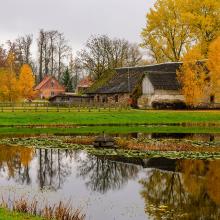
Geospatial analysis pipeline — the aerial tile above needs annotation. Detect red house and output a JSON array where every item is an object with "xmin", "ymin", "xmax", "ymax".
[
  {"xmin": 76, "ymin": 77, "xmax": 93, "ymax": 94},
  {"xmin": 35, "ymin": 75, "xmax": 65, "ymax": 99}
]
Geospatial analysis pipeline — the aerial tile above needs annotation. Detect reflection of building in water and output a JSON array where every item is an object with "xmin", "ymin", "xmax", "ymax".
[
  {"xmin": 140, "ymin": 159, "xmax": 220, "ymax": 219},
  {"xmin": 111, "ymin": 132, "xmax": 220, "ymax": 142},
  {"xmin": 77, "ymin": 155, "xmax": 140, "ymax": 194}
]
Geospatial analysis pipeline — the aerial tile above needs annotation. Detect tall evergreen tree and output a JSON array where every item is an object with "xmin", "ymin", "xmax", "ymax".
[{"xmin": 62, "ymin": 68, "xmax": 73, "ymax": 92}]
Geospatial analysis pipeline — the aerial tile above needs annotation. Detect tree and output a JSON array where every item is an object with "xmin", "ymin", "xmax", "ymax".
[
  {"xmin": 0, "ymin": 45, "xmax": 7, "ymax": 67},
  {"xmin": 68, "ymin": 55, "xmax": 81, "ymax": 91},
  {"xmin": 141, "ymin": 0, "xmax": 192, "ymax": 62},
  {"xmin": 15, "ymin": 34, "xmax": 33, "ymax": 65},
  {"xmin": 207, "ymin": 36, "xmax": 220, "ymax": 97},
  {"xmin": 181, "ymin": 0, "xmax": 220, "ymax": 55},
  {"xmin": 177, "ymin": 47, "xmax": 207, "ymax": 107},
  {"xmin": 37, "ymin": 30, "xmax": 71, "ymax": 81},
  {"xmin": 37, "ymin": 29, "xmax": 46, "ymax": 82},
  {"xmin": 18, "ymin": 64, "xmax": 36, "ymax": 100},
  {"xmin": 77, "ymin": 35, "xmax": 143, "ymax": 80},
  {"xmin": 0, "ymin": 67, "xmax": 21, "ymax": 102},
  {"xmin": 141, "ymin": 0, "xmax": 220, "ymax": 62},
  {"xmin": 48, "ymin": 30, "xmax": 58, "ymax": 76},
  {"xmin": 57, "ymin": 33, "xmax": 71, "ymax": 80},
  {"xmin": 62, "ymin": 68, "xmax": 73, "ymax": 92}
]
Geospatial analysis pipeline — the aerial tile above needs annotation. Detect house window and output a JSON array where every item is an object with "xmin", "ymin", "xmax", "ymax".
[
  {"xmin": 51, "ymin": 81, "xmax": 54, "ymax": 88},
  {"xmin": 97, "ymin": 96, "xmax": 100, "ymax": 102},
  {"xmin": 51, "ymin": 91, "xmax": 55, "ymax": 97},
  {"xmin": 210, "ymin": 95, "xmax": 215, "ymax": 104},
  {"xmin": 115, "ymin": 95, "xmax": 119, "ymax": 103}
]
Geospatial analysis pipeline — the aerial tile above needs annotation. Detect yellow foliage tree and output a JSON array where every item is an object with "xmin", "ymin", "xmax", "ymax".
[
  {"xmin": 177, "ymin": 47, "xmax": 207, "ymax": 107},
  {"xmin": 142, "ymin": 0, "xmax": 220, "ymax": 62},
  {"xmin": 141, "ymin": 0, "xmax": 191, "ymax": 62},
  {"xmin": 0, "ymin": 67, "xmax": 21, "ymax": 102},
  {"xmin": 18, "ymin": 64, "xmax": 36, "ymax": 100},
  {"xmin": 207, "ymin": 36, "xmax": 220, "ymax": 98},
  {"xmin": 181, "ymin": 0, "xmax": 220, "ymax": 55}
]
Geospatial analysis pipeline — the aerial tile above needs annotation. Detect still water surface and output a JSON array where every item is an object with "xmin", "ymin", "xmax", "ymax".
[{"xmin": 0, "ymin": 145, "xmax": 220, "ymax": 219}]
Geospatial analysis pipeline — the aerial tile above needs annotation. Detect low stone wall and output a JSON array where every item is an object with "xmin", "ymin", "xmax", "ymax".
[{"xmin": 94, "ymin": 94, "xmax": 130, "ymax": 106}]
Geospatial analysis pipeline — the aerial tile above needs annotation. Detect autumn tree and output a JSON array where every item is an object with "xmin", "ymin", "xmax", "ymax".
[
  {"xmin": 0, "ymin": 67, "xmax": 21, "ymax": 102},
  {"xmin": 207, "ymin": 36, "xmax": 220, "ymax": 99},
  {"xmin": 141, "ymin": 0, "xmax": 220, "ymax": 62},
  {"xmin": 177, "ymin": 47, "xmax": 207, "ymax": 107},
  {"xmin": 18, "ymin": 64, "xmax": 36, "ymax": 100},
  {"xmin": 181, "ymin": 0, "xmax": 220, "ymax": 55},
  {"xmin": 141, "ymin": 0, "xmax": 192, "ymax": 62}
]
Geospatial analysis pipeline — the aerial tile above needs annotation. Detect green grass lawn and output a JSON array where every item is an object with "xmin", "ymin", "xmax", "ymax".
[
  {"xmin": 1, "ymin": 125, "xmax": 220, "ymax": 136},
  {"xmin": 0, "ymin": 110, "xmax": 220, "ymax": 126},
  {"xmin": 0, "ymin": 208, "xmax": 43, "ymax": 220}
]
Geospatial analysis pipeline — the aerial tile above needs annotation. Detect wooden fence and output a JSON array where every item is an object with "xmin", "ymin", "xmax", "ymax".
[{"xmin": 0, "ymin": 102, "xmax": 131, "ymax": 112}]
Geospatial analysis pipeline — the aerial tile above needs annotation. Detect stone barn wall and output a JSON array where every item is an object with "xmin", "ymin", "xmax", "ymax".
[{"xmin": 94, "ymin": 94, "xmax": 130, "ymax": 106}]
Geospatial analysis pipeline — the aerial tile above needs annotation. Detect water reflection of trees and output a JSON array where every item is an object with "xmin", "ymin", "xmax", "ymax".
[
  {"xmin": 37, "ymin": 149, "xmax": 73, "ymax": 190},
  {"xmin": 140, "ymin": 160, "xmax": 220, "ymax": 219},
  {"xmin": 0, "ymin": 145, "xmax": 34, "ymax": 185},
  {"xmin": 77, "ymin": 155, "xmax": 140, "ymax": 194},
  {"xmin": 0, "ymin": 146, "xmax": 141, "ymax": 194},
  {"xmin": 0, "ymin": 146, "xmax": 75, "ymax": 191}
]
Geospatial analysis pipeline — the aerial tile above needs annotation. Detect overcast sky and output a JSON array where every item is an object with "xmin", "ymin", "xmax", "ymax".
[{"xmin": 0, "ymin": 0, "xmax": 155, "ymax": 54}]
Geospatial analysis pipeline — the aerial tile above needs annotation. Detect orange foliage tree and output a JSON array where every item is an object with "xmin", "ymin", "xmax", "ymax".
[
  {"xmin": 18, "ymin": 64, "xmax": 36, "ymax": 100},
  {"xmin": 177, "ymin": 47, "xmax": 207, "ymax": 107},
  {"xmin": 207, "ymin": 36, "xmax": 220, "ymax": 98},
  {"xmin": 0, "ymin": 67, "xmax": 21, "ymax": 102}
]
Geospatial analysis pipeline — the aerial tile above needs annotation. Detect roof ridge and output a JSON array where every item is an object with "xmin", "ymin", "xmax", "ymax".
[
  {"xmin": 35, "ymin": 75, "xmax": 53, "ymax": 90},
  {"xmin": 115, "ymin": 62, "xmax": 183, "ymax": 70},
  {"xmin": 145, "ymin": 71, "xmax": 177, "ymax": 74}
]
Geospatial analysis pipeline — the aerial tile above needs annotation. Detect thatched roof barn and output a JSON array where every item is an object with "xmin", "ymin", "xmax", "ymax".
[{"xmin": 86, "ymin": 62, "xmax": 184, "ymax": 108}]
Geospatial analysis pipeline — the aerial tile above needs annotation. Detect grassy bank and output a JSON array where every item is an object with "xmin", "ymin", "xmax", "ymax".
[
  {"xmin": 0, "ymin": 110, "xmax": 220, "ymax": 126},
  {"xmin": 1, "ymin": 125, "xmax": 220, "ymax": 136},
  {"xmin": 0, "ymin": 208, "xmax": 43, "ymax": 220}
]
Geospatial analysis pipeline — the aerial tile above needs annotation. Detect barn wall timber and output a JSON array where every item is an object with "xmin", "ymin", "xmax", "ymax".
[{"xmin": 142, "ymin": 76, "xmax": 154, "ymax": 95}]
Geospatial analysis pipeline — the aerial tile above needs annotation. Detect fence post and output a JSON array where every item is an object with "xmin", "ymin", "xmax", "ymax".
[
  {"xmin": 57, "ymin": 103, "xmax": 59, "ymax": 112},
  {"xmin": 22, "ymin": 103, "xmax": 24, "ymax": 112}
]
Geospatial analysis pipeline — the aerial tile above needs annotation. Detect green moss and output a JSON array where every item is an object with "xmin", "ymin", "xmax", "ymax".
[
  {"xmin": 0, "ymin": 208, "xmax": 43, "ymax": 220},
  {"xmin": 86, "ymin": 69, "xmax": 116, "ymax": 93}
]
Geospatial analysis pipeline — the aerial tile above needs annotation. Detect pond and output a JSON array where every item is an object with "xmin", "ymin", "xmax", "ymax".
[{"xmin": 1, "ymin": 145, "xmax": 220, "ymax": 219}]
